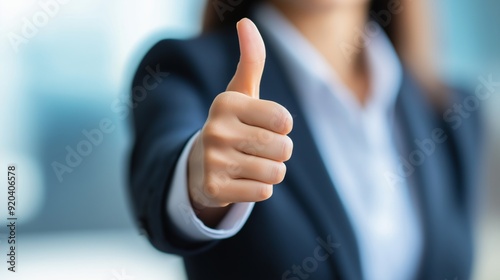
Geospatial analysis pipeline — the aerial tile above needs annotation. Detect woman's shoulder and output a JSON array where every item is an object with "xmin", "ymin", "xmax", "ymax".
[{"xmin": 133, "ymin": 27, "xmax": 239, "ymax": 92}]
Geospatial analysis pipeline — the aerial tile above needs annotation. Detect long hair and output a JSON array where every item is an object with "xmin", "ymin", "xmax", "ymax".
[{"xmin": 203, "ymin": 0, "xmax": 447, "ymax": 105}]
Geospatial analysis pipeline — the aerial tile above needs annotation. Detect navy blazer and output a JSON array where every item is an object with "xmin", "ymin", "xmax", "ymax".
[{"xmin": 129, "ymin": 24, "xmax": 481, "ymax": 280}]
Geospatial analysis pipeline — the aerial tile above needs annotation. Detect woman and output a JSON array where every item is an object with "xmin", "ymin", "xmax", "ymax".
[{"xmin": 129, "ymin": 0, "xmax": 482, "ymax": 279}]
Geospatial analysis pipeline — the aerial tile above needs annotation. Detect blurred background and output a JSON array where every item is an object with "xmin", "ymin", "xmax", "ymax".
[{"xmin": 0, "ymin": 0, "xmax": 498, "ymax": 279}]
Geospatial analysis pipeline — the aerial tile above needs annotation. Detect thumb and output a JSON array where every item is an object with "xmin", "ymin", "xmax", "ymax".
[{"xmin": 226, "ymin": 18, "xmax": 266, "ymax": 99}]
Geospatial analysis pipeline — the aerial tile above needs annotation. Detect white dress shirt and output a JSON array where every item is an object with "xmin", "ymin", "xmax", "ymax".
[{"xmin": 167, "ymin": 3, "xmax": 423, "ymax": 280}]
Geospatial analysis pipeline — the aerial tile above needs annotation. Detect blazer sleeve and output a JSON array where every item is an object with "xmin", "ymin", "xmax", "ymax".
[{"xmin": 128, "ymin": 38, "xmax": 225, "ymax": 256}]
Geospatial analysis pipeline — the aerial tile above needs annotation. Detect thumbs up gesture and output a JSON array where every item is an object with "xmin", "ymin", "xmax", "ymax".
[{"xmin": 188, "ymin": 19, "xmax": 294, "ymax": 215}]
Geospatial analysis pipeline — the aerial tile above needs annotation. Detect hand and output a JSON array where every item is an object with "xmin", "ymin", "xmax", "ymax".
[{"xmin": 187, "ymin": 18, "xmax": 293, "ymax": 221}]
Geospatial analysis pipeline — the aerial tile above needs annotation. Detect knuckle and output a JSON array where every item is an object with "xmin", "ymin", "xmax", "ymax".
[
  {"xmin": 226, "ymin": 159, "xmax": 242, "ymax": 177},
  {"xmin": 213, "ymin": 91, "xmax": 232, "ymax": 107},
  {"xmin": 202, "ymin": 123, "xmax": 226, "ymax": 145},
  {"xmin": 237, "ymin": 139, "xmax": 257, "ymax": 155},
  {"xmin": 203, "ymin": 180, "xmax": 221, "ymax": 198},
  {"xmin": 203, "ymin": 148, "xmax": 216, "ymax": 163},
  {"xmin": 212, "ymin": 91, "xmax": 241, "ymax": 112},
  {"xmin": 257, "ymin": 128, "xmax": 274, "ymax": 145}
]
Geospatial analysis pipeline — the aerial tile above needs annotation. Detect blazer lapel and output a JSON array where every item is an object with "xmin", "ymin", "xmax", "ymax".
[
  {"xmin": 258, "ymin": 29, "xmax": 364, "ymax": 279},
  {"xmin": 394, "ymin": 72, "xmax": 473, "ymax": 279}
]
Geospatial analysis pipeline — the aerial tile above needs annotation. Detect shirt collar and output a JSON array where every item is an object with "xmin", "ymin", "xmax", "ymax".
[{"xmin": 253, "ymin": 3, "xmax": 403, "ymax": 119}]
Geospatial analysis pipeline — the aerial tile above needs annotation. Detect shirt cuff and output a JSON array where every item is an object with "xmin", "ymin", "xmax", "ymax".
[{"xmin": 166, "ymin": 131, "xmax": 255, "ymax": 241}]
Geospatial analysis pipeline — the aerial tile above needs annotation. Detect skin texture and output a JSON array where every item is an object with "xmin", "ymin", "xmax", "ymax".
[{"xmin": 190, "ymin": 0, "xmax": 372, "ymax": 227}]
